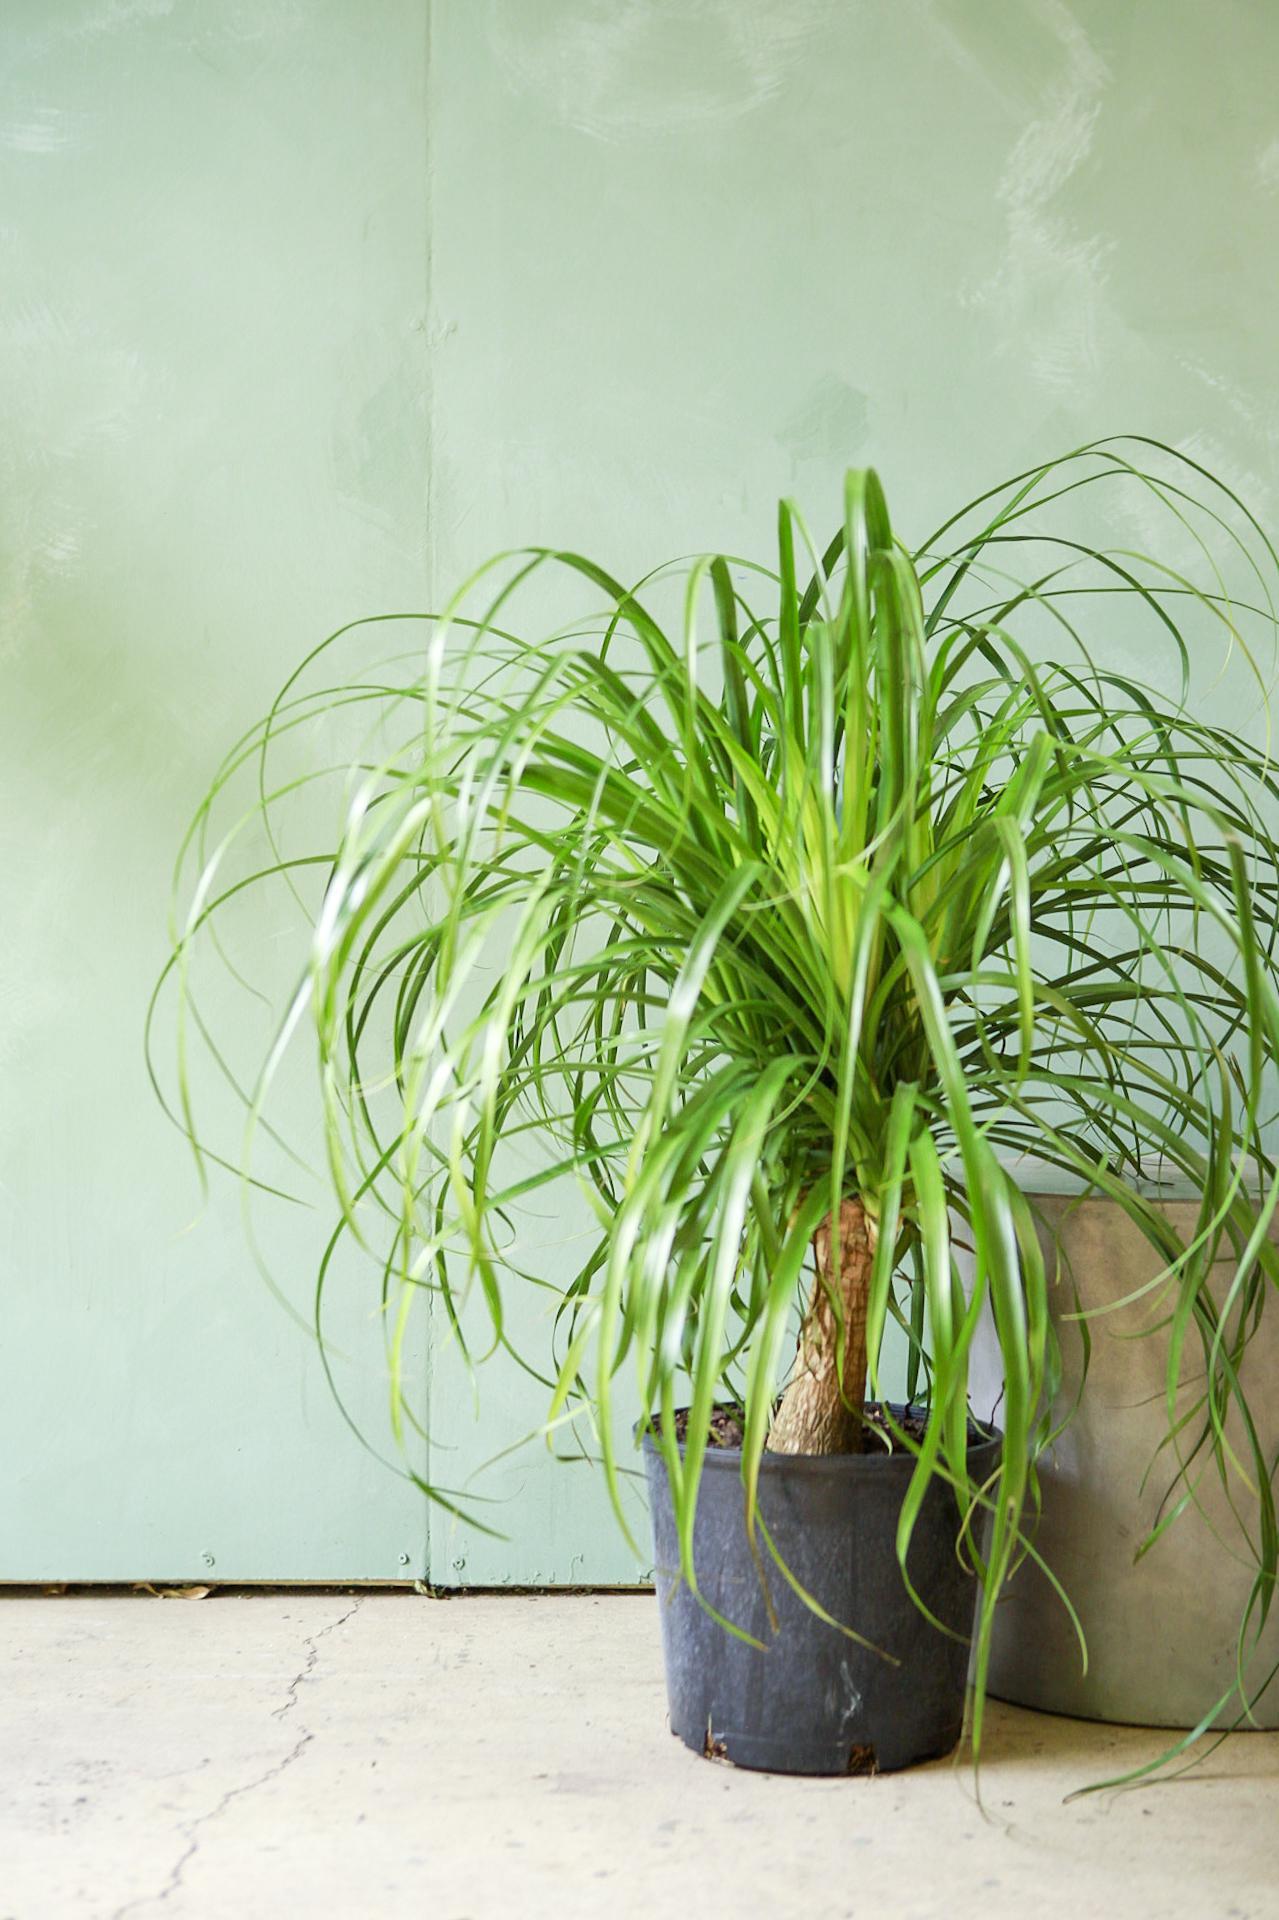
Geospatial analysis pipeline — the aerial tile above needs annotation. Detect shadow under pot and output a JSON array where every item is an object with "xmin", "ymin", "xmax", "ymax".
[{"xmin": 642, "ymin": 1407, "xmax": 1000, "ymax": 1776}]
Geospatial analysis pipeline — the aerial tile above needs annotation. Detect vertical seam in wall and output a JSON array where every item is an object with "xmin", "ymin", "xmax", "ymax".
[{"xmin": 421, "ymin": 0, "xmax": 435, "ymax": 1588}]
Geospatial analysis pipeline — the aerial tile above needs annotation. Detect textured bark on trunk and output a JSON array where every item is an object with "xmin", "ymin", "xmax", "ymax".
[{"xmin": 767, "ymin": 1198, "xmax": 875, "ymax": 1456}]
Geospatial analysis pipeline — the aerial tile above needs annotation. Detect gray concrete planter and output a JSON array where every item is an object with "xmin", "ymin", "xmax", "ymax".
[{"xmin": 972, "ymin": 1193, "xmax": 1279, "ymax": 1730}]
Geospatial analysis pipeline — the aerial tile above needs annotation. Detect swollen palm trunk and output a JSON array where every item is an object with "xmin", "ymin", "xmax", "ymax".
[{"xmin": 769, "ymin": 1200, "xmax": 874, "ymax": 1455}]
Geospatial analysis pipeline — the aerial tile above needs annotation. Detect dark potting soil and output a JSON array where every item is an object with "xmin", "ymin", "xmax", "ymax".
[{"xmin": 664, "ymin": 1402, "xmax": 988, "ymax": 1454}]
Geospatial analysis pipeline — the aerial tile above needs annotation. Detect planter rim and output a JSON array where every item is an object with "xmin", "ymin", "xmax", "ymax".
[
  {"xmin": 1019, "ymin": 1188, "xmax": 1264, "ymax": 1207},
  {"xmin": 1004, "ymin": 1156, "xmax": 1269, "ymax": 1203},
  {"xmin": 639, "ymin": 1408, "xmax": 1002, "ymax": 1481}
]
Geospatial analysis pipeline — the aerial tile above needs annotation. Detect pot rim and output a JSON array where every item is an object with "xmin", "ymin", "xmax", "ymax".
[{"xmin": 638, "ymin": 1403, "xmax": 1003, "ymax": 1477}]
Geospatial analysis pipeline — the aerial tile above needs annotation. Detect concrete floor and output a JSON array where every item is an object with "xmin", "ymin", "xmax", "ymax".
[{"xmin": 1, "ymin": 1592, "xmax": 1275, "ymax": 1920}]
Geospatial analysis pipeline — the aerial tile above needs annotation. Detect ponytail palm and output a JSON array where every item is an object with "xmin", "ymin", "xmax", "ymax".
[{"xmin": 157, "ymin": 439, "xmax": 1279, "ymax": 1754}]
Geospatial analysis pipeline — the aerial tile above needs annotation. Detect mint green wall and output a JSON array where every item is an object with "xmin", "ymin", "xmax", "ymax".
[
  {"xmin": 0, "ymin": 3, "xmax": 432, "ymax": 1579},
  {"xmin": 4, "ymin": 0, "xmax": 1278, "ymax": 1582}
]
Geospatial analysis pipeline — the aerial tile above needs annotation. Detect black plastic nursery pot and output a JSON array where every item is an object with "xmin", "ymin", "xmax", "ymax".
[{"xmin": 642, "ymin": 1408, "xmax": 1001, "ymax": 1776}]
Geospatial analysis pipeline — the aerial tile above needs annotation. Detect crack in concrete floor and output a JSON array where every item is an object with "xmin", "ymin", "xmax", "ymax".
[{"xmin": 109, "ymin": 1595, "xmax": 364, "ymax": 1920}]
